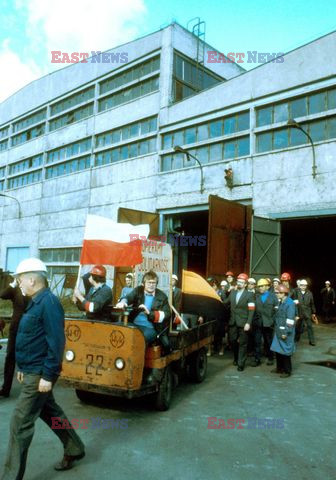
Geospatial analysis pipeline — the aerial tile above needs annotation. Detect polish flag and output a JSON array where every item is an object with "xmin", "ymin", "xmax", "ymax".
[{"xmin": 80, "ymin": 215, "xmax": 149, "ymax": 267}]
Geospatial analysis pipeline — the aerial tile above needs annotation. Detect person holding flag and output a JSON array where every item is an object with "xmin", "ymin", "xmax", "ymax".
[{"xmin": 73, "ymin": 265, "xmax": 112, "ymax": 321}]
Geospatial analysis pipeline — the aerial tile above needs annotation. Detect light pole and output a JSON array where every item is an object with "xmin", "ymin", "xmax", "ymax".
[
  {"xmin": 173, "ymin": 145, "xmax": 204, "ymax": 194},
  {"xmin": 0, "ymin": 193, "xmax": 21, "ymax": 218},
  {"xmin": 287, "ymin": 119, "xmax": 317, "ymax": 179}
]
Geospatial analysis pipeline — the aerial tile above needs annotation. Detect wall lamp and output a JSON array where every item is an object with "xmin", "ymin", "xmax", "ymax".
[
  {"xmin": 0, "ymin": 193, "xmax": 21, "ymax": 218},
  {"xmin": 173, "ymin": 145, "xmax": 204, "ymax": 193},
  {"xmin": 287, "ymin": 119, "xmax": 317, "ymax": 179}
]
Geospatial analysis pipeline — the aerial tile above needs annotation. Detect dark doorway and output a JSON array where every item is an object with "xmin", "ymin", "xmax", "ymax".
[
  {"xmin": 281, "ymin": 216, "xmax": 336, "ymax": 313},
  {"xmin": 167, "ymin": 211, "xmax": 208, "ymax": 278}
]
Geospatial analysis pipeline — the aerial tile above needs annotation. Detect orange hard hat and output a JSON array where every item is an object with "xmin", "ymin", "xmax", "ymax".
[
  {"xmin": 91, "ymin": 265, "xmax": 106, "ymax": 277},
  {"xmin": 226, "ymin": 271, "xmax": 234, "ymax": 277},
  {"xmin": 280, "ymin": 272, "xmax": 291, "ymax": 281},
  {"xmin": 237, "ymin": 273, "xmax": 248, "ymax": 282}
]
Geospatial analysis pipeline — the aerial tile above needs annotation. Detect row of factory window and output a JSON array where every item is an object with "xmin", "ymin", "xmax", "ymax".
[
  {"xmin": 256, "ymin": 115, "xmax": 336, "ymax": 153},
  {"xmin": 98, "ymin": 76, "xmax": 159, "ymax": 112},
  {"xmin": 95, "ymin": 138, "xmax": 157, "ymax": 166},
  {"xmin": 162, "ymin": 111, "xmax": 250, "ymax": 150},
  {"xmin": 96, "ymin": 117, "xmax": 157, "ymax": 148},
  {"xmin": 161, "ymin": 136, "xmax": 249, "ymax": 172},
  {"xmin": 0, "ymin": 54, "xmax": 161, "ymax": 149},
  {"xmin": 173, "ymin": 52, "xmax": 223, "ymax": 102},
  {"xmin": 256, "ymin": 87, "xmax": 336, "ymax": 127},
  {"xmin": 40, "ymin": 247, "xmax": 81, "ymax": 263},
  {"xmin": 100, "ymin": 56, "xmax": 160, "ymax": 95}
]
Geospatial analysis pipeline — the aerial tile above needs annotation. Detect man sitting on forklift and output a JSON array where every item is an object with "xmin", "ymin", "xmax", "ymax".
[{"xmin": 116, "ymin": 270, "xmax": 171, "ymax": 353}]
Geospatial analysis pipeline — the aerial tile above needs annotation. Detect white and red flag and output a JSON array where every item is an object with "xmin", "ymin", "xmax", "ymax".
[{"xmin": 80, "ymin": 214, "xmax": 149, "ymax": 267}]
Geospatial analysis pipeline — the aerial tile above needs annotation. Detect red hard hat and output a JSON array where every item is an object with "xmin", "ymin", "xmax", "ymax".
[
  {"xmin": 226, "ymin": 271, "xmax": 234, "ymax": 276},
  {"xmin": 275, "ymin": 284, "xmax": 289, "ymax": 294},
  {"xmin": 237, "ymin": 273, "xmax": 248, "ymax": 282},
  {"xmin": 280, "ymin": 272, "xmax": 291, "ymax": 281},
  {"xmin": 91, "ymin": 265, "xmax": 106, "ymax": 277}
]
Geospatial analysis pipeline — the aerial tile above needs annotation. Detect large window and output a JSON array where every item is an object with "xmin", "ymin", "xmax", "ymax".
[
  {"xmin": 46, "ymin": 155, "xmax": 91, "ymax": 179},
  {"xmin": 173, "ymin": 52, "xmax": 223, "ymax": 102},
  {"xmin": 162, "ymin": 111, "xmax": 249, "ymax": 149},
  {"xmin": 95, "ymin": 138, "xmax": 156, "ymax": 166},
  {"xmin": 256, "ymin": 116, "xmax": 336, "ymax": 153},
  {"xmin": 99, "ymin": 56, "xmax": 160, "ymax": 95},
  {"xmin": 47, "ymin": 138, "xmax": 91, "ymax": 164},
  {"xmin": 11, "ymin": 124, "xmax": 45, "ymax": 147},
  {"xmin": 256, "ymin": 86, "xmax": 336, "ymax": 127},
  {"xmin": 161, "ymin": 136, "xmax": 249, "ymax": 172},
  {"xmin": 9, "ymin": 154, "xmax": 43, "ymax": 175},
  {"xmin": 50, "ymin": 87, "xmax": 95, "ymax": 116},
  {"xmin": 12, "ymin": 109, "xmax": 46, "ymax": 133},
  {"xmin": 8, "ymin": 170, "xmax": 42, "ymax": 189},
  {"xmin": 98, "ymin": 77, "xmax": 159, "ymax": 112},
  {"xmin": 96, "ymin": 117, "xmax": 157, "ymax": 148},
  {"xmin": 49, "ymin": 104, "xmax": 94, "ymax": 131}
]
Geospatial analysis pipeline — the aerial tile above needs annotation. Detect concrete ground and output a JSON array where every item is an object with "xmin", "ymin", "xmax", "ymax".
[{"xmin": 0, "ymin": 323, "xmax": 335, "ymax": 480}]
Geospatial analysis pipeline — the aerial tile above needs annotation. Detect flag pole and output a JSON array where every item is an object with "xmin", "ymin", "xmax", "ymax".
[
  {"xmin": 72, "ymin": 264, "xmax": 82, "ymax": 303},
  {"xmin": 171, "ymin": 304, "xmax": 189, "ymax": 330}
]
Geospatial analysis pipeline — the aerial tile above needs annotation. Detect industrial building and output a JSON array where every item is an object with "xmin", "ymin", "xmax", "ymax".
[{"xmin": 0, "ymin": 21, "xmax": 335, "ymax": 300}]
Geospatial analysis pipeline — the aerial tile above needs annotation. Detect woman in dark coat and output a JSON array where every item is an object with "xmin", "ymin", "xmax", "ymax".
[{"xmin": 271, "ymin": 284, "xmax": 296, "ymax": 378}]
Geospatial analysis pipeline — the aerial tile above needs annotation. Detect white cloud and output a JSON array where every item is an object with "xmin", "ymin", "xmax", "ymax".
[
  {"xmin": 25, "ymin": 0, "xmax": 147, "ymax": 65},
  {"xmin": 0, "ymin": 0, "xmax": 147, "ymax": 102},
  {"xmin": 0, "ymin": 39, "xmax": 44, "ymax": 103}
]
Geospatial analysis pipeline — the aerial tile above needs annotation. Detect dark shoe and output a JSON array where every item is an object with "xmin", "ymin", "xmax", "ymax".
[
  {"xmin": 237, "ymin": 366, "xmax": 244, "ymax": 372},
  {"xmin": 309, "ymin": 342, "xmax": 316, "ymax": 346},
  {"xmin": 233, "ymin": 360, "xmax": 238, "ymax": 366},
  {"xmin": 270, "ymin": 369, "xmax": 282, "ymax": 374},
  {"xmin": 280, "ymin": 373, "xmax": 291, "ymax": 378},
  {"xmin": 0, "ymin": 389, "xmax": 9, "ymax": 398},
  {"xmin": 266, "ymin": 359, "xmax": 274, "ymax": 366},
  {"xmin": 54, "ymin": 452, "xmax": 85, "ymax": 471},
  {"xmin": 251, "ymin": 360, "xmax": 261, "ymax": 367}
]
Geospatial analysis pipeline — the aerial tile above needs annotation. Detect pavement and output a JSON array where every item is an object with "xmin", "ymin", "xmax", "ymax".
[{"xmin": 0, "ymin": 323, "xmax": 335, "ymax": 480}]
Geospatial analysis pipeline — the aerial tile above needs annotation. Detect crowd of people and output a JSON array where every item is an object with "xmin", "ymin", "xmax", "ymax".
[
  {"xmin": 204, "ymin": 271, "xmax": 333, "ymax": 377},
  {"xmin": 0, "ymin": 258, "xmax": 333, "ymax": 478}
]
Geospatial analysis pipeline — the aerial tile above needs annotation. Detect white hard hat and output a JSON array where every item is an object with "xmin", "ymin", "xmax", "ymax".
[
  {"xmin": 248, "ymin": 277, "xmax": 256, "ymax": 284},
  {"xmin": 220, "ymin": 280, "xmax": 228, "ymax": 286},
  {"xmin": 300, "ymin": 279, "xmax": 308, "ymax": 286},
  {"xmin": 172, "ymin": 274, "xmax": 178, "ymax": 281},
  {"xmin": 15, "ymin": 258, "xmax": 47, "ymax": 275}
]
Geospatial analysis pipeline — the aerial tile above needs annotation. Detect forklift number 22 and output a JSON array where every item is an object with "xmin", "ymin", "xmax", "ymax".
[{"xmin": 85, "ymin": 354, "xmax": 104, "ymax": 376}]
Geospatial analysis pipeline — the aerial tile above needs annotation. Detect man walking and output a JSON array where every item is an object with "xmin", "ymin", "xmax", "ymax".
[
  {"xmin": 224, "ymin": 273, "xmax": 255, "ymax": 371},
  {"xmin": 293, "ymin": 278, "xmax": 318, "ymax": 345},
  {"xmin": 1, "ymin": 258, "xmax": 85, "ymax": 479}
]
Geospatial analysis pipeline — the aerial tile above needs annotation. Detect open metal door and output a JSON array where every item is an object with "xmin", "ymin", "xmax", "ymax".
[
  {"xmin": 114, "ymin": 207, "xmax": 159, "ymax": 301},
  {"xmin": 206, "ymin": 195, "xmax": 251, "ymax": 279},
  {"xmin": 250, "ymin": 216, "xmax": 280, "ymax": 279}
]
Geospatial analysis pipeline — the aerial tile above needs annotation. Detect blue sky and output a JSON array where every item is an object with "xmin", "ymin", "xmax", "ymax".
[{"xmin": 0, "ymin": 0, "xmax": 335, "ymax": 102}]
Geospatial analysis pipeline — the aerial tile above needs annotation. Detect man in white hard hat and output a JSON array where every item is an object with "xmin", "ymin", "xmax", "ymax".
[
  {"xmin": 1, "ymin": 258, "xmax": 85, "ymax": 479},
  {"xmin": 292, "ymin": 278, "xmax": 318, "ymax": 345}
]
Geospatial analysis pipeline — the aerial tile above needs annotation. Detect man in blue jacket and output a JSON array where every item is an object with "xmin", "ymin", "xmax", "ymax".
[{"xmin": 1, "ymin": 258, "xmax": 85, "ymax": 480}]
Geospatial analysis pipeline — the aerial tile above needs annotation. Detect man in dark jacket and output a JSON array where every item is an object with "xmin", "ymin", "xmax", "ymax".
[
  {"xmin": 253, "ymin": 278, "xmax": 278, "ymax": 366},
  {"xmin": 1, "ymin": 258, "xmax": 85, "ymax": 480},
  {"xmin": 73, "ymin": 265, "xmax": 112, "ymax": 321},
  {"xmin": 224, "ymin": 273, "xmax": 255, "ymax": 371},
  {"xmin": 320, "ymin": 281, "xmax": 335, "ymax": 323},
  {"xmin": 293, "ymin": 278, "xmax": 318, "ymax": 345},
  {"xmin": 116, "ymin": 270, "xmax": 171, "ymax": 350},
  {"xmin": 0, "ymin": 279, "xmax": 29, "ymax": 398}
]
